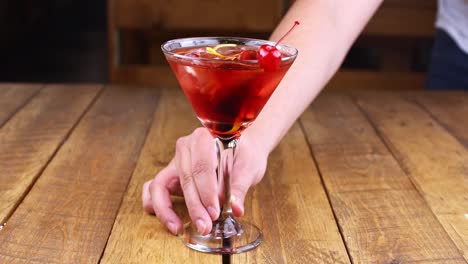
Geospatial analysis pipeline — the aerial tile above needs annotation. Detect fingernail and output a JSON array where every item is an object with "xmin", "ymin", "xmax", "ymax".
[
  {"xmin": 168, "ymin": 222, "xmax": 178, "ymax": 235},
  {"xmin": 207, "ymin": 206, "xmax": 219, "ymax": 220},
  {"xmin": 196, "ymin": 219, "xmax": 206, "ymax": 234}
]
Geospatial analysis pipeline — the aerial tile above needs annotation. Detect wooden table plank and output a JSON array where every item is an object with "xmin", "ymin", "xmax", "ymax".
[
  {"xmin": 354, "ymin": 91, "xmax": 468, "ymax": 262},
  {"xmin": 0, "ymin": 84, "xmax": 42, "ymax": 128},
  {"xmin": 2, "ymin": 85, "xmax": 466, "ymax": 263},
  {"xmin": 101, "ymin": 88, "xmax": 218, "ymax": 264},
  {"xmin": 102, "ymin": 87, "xmax": 350, "ymax": 264},
  {"xmin": 0, "ymin": 86, "xmax": 158, "ymax": 263},
  {"xmin": 407, "ymin": 92, "xmax": 468, "ymax": 148},
  {"xmin": 300, "ymin": 93, "xmax": 466, "ymax": 263},
  {"xmin": 232, "ymin": 122, "xmax": 351, "ymax": 264},
  {"xmin": 0, "ymin": 84, "xmax": 101, "ymax": 225}
]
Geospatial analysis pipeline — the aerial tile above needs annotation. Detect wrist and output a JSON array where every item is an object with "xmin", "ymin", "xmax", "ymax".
[{"xmin": 242, "ymin": 123, "xmax": 276, "ymax": 157}]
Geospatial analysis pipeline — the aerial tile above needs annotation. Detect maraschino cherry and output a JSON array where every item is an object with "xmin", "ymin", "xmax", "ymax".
[{"xmin": 258, "ymin": 21, "xmax": 300, "ymax": 72}]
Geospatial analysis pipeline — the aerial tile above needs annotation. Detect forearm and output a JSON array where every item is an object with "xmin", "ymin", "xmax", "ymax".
[{"xmin": 246, "ymin": 0, "xmax": 383, "ymax": 153}]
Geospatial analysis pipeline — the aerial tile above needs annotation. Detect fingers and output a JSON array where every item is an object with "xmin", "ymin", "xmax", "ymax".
[
  {"xmin": 143, "ymin": 161, "xmax": 183, "ymax": 235},
  {"xmin": 142, "ymin": 180, "xmax": 154, "ymax": 214},
  {"xmin": 230, "ymin": 179, "xmax": 250, "ymax": 217},
  {"xmin": 176, "ymin": 136, "xmax": 213, "ymax": 235},
  {"xmin": 190, "ymin": 128, "xmax": 219, "ymax": 220},
  {"xmin": 230, "ymin": 138, "xmax": 268, "ymax": 217},
  {"xmin": 143, "ymin": 127, "xmax": 266, "ymax": 237},
  {"xmin": 149, "ymin": 176, "xmax": 183, "ymax": 234}
]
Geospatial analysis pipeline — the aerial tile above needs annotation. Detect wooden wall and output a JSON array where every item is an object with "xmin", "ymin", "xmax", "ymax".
[{"xmin": 108, "ymin": 0, "xmax": 437, "ymax": 90}]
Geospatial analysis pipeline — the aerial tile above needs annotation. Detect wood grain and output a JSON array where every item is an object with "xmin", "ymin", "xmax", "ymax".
[
  {"xmin": 408, "ymin": 92, "xmax": 468, "ymax": 148},
  {"xmin": 0, "ymin": 84, "xmax": 101, "ymax": 225},
  {"xmin": 232, "ymin": 122, "xmax": 351, "ymax": 264},
  {"xmin": 326, "ymin": 71, "xmax": 425, "ymax": 90},
  {"xmin": 101, "ymin": 88, "xmax": 218, "ymax": 263},
  {"xmin": 0, "ymin": 83, "xmax": 42, "ymax": 127},
  {"xmin": 111, "ymin": 0, "xmax": 283, "ymax": 31},
  {"xmin": 300, "ymin": 93, "xmax": 466, "ymax": 263},
  {"xmin": 354, "ymin": 91, "xmax": 468, "ymax": 262},
  {"xmin": 111, "ymin": 0, "xmax": 161, "ymax": 29},
  {"xmin": 111, "ymin": 66, "xmax": 426, "ymax": 91},
  {"xmin": 0, "ymin": 86, "xmax": 158, "ymax": 263},
  {"xmin": 110, "ymin": 66, "xmax": 178, "ymax": 88},
  {"xmin": 363, "ymin": 0, "xmax": 436, "ymax": 37},
  {"xmin": 159, "ymin": 0, "xmax": 283, "ymax": 32},
  {"xmin": 1, "ymin": 85, "xmax": 466, "ymax": 263},
  {"xmin": 102, "ymin": 87, "xmax": 350, "ymax": 263}
]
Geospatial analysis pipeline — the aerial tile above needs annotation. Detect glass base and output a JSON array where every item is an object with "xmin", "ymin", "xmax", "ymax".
[{"xmin": 179, "ymin": 217, "xmax": 263, "ymax": 254}]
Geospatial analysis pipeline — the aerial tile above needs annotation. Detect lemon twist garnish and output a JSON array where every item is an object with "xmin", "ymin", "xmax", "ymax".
[
  {"xmin": 216, "ymin": 122, "xmax": 242, "ymax": 135},
  {"xmin": 206, "ymin": 44, "xmax": 240, "ymax": 60}
]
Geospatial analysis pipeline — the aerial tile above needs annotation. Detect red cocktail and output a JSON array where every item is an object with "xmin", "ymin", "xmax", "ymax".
[
  {"xmin": 162, "ymin": 37, "xmax": 297, "ymax": 254},
  {"xmin": 166, "ymin": 44, "xmax": 295, "ymax": 139}
]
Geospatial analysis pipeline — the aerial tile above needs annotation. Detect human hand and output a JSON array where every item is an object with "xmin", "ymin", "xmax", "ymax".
[{"xmin": 142, "ymin": 128, "xmax": 268, "ymax": 235}]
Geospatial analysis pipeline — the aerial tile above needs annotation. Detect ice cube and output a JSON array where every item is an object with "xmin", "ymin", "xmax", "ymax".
[{"xmin": 238, "ymin": 50, "xmax": 258, "ymax": 61}]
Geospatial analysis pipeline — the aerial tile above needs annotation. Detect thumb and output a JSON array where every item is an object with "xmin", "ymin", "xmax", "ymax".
[
  {"xmin": 229, "ymin": 136, "xmax": 268, "ymax": 218},
  {"xmin": 230, "ymin": 179, "xmax": 251, "ymax": 217}
]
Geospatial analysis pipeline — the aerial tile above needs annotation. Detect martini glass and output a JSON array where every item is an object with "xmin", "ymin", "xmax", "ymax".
[{"xmin": 162, "ymin": 37, "xmax": 297, "ymax": 254}]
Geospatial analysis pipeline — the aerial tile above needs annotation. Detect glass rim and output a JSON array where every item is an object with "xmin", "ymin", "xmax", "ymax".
[{"xmin": 161, "ymin": 36, "xmax": 298, "ymax": 63}]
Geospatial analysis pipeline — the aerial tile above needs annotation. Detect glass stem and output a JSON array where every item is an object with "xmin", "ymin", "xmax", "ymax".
[{"xmin": 215, "ymin": 138, "xmax": 237, "ymax": 220}]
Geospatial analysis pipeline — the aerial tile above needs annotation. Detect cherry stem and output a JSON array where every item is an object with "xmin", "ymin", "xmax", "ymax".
[{"xmin": 275, "ymin": 21, "xmax": 300, "ymax": 47}]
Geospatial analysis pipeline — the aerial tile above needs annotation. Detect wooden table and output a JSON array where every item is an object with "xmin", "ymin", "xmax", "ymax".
[{"xmin": 0, "ymin": 84, "xmax": 467, "ymax": 263}]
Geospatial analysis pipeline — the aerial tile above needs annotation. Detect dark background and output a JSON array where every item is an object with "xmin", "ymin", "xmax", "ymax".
[
  {"xmin": 0, "ymin": 0, "xmax": 107, "ymax": 83},
  {"xmin": 0, "ymin": 0, "xmax": 433, "ymax": 85}
]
